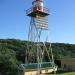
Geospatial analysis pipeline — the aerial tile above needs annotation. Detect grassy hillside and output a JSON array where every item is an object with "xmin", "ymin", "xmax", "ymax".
[{"xmin": 0, "ymin": 39, "xmax": 75, "ymax": 75}]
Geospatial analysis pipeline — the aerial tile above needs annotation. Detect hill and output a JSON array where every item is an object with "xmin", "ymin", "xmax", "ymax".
[{"xmin": 0, "ymin": 39, "xmax": 75, "ymax": 75}]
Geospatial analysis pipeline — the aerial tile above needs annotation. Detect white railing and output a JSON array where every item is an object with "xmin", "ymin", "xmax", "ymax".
[
  {"xmin": 26, "ymin": 7, "xmax": 33, "ymax": 15},
  {"xmin": 26, "ymin": 7, "xmax": 49, "ymax": 15}
]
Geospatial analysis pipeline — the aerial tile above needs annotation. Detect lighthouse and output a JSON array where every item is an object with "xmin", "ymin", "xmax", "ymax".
[
  {"xmin": 25, "ymin": 0, "xmax": 56, "ymax": 75},
  {"xmin": 18, "ymin": 0, "xmax": 58, "ymax": 75}
]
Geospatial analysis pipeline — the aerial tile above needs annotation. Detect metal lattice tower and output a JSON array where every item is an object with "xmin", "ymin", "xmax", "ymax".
[{"xmin": 26, "ymin": 0, "xmax": 54, "ymax": 74}]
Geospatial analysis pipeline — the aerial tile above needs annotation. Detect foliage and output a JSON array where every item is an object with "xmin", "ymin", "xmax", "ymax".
[
  {"xmin": 0, "ymin": 39, "xmax": 75, "ymax": 75},
  {"xmin": 0, "ymin": 47, "xmax": 18, "ymax": 75}
]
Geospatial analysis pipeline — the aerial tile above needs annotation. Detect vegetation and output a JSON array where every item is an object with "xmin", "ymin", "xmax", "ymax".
[{"xmin": 0, "ymin": 39, "xmax": 75, "ymax": 75}]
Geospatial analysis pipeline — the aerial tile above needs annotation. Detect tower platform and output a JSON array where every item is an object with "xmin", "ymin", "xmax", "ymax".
[{"xmin": 26, "ymin": 7, "xmax": 50, "ymax": 17}]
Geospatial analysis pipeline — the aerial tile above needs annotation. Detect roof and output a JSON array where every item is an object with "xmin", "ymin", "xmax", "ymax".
[{"xmin": 18, "ymin": 62, "xmax": 57, "ymax": 71}]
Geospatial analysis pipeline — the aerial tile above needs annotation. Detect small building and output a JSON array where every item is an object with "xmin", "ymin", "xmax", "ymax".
[
  {"xmin": 55, "ymin": 58, "xmax": 75, "ymax": 71},
  {"xmin": 18, "ymin": 62, "xmax": 57, "ymax": 75}
]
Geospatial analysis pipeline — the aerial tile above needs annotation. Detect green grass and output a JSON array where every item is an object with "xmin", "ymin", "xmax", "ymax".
[{"xmin": 47, "ymin": 72, "xmax": 75, "ymax": 75}]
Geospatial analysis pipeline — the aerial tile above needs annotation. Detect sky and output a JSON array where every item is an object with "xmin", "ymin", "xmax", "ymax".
[{"xmin": 0, "ymin": 0, "xmax": 75, "ymax": 44}]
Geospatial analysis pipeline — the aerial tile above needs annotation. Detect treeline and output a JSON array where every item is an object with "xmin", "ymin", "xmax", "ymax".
[{"xmin": 0, "ymin": 39, "xmax": 75, "ymax": 75}]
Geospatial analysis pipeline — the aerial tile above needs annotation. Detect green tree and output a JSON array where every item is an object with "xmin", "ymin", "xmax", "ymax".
[{"xmin": 0, "ymin": 47, "xmax": 18, "ymax": 75}]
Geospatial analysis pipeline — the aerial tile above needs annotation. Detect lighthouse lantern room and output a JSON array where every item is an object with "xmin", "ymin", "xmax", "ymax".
[{"xmin": 26, "ymin": 0, "xmax": 49, "ymax": 17}]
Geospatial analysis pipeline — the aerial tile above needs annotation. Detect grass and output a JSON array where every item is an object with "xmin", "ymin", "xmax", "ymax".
[{"xmin": 47, "ymin": 72, "xmax": 75, "ymax": 75}]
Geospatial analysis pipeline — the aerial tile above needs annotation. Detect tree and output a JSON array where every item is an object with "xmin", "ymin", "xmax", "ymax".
[{"xmin": 0, "ymin": 47, "xmax": 18, "ymax": 75}]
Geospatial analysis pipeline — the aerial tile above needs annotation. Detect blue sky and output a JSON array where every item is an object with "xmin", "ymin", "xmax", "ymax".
[{"xmin": 0, "ymin": 0, "xmax": 75, "ymax": 44}]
